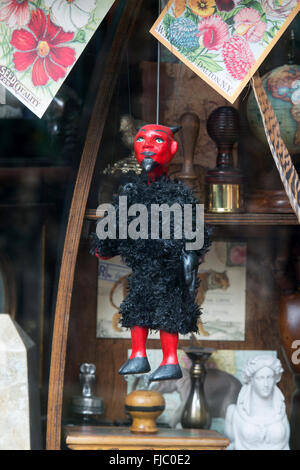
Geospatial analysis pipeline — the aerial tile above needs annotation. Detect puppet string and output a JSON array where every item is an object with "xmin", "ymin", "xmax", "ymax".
[{"xmin": 156, "ymin": 0, "xmax": 161, "ymax": 124}]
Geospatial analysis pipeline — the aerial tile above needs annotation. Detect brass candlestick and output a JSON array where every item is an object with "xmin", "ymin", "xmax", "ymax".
[
  {"xmin": 181, "ymin": 347, "xmax": 214, "ymax": 429},
  {"xmin": 206, "ymin": 106, "xmax": 244, "ymax": 213}
]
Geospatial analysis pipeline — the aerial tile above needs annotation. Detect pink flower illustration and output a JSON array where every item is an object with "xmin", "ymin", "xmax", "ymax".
[
  {"xmin": 0, "ymin": 0, "xmax": 30, "ymax": 28},
  {"xmin": 10, "ymin": 9, "xmax": 76, "ymax": 87},
  {"xmin": 234, "ymin": 8, "xmax": 266, "ymax": 43},
  {"xmin": 222, "ymin": 36, "xmax": 255, "ymax": 80},
  {"xmin": 261, "ymin": 0, "xmax": 297, "ymax": 18},
  {"xmin": 197, "ymin": 15, "xmax": 229, "ymax": 50}
]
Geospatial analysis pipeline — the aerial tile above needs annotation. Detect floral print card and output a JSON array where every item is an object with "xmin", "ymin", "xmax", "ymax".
[
  {"xmin": 150, "ymin": 0, "xmax": 300, "ymax": 103},
  {"xmin": 0, "ymin": 0, "xmax": 115, "ymax": 117}
]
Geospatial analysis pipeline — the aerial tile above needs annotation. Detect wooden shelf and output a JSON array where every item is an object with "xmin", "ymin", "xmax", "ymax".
[
  {"xmin": 204, "ymin": 212, "xmax": 298, "ymax": 225},
  {"xmin": 0, "ymin": 165, "xmax": 71, "ymax": 176},
  {"xmin": 64, "ymin": 425, "xmax": 229, "ymax": 450},
  {"xmin": 85, "ymin": 208, "xmax": 299, "ymax": 226}
]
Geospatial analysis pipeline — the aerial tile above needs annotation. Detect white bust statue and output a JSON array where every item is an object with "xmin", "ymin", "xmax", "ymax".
[{"xmin": 224, "ymin": 355, "xmax": 290, "ymax": 450}]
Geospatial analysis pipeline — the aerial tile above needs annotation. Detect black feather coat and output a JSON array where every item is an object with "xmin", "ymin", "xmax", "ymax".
[{"xmin": 91, "ymin": 174, "xmax": 211, "ymax": 335}]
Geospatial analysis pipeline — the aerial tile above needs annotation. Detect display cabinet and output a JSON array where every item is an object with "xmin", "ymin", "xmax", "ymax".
[{"xmin": 36, "ymin": 0, "xmax": 300, "ymax": 450}]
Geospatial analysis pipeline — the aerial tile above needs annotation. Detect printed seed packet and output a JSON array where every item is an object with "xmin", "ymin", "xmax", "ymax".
[
  {"xmin": 0, "ymin": 0, "xmax": 115, "ymax": 117},
  {"xmin": 150, "ymin": 0, "xmax": 300, "ymax": 103}
]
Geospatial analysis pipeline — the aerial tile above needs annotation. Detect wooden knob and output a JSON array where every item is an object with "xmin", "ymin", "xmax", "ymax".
[
  {"xmin": 207, "ymin": 106, "xmax": 239, "ymax": 169},
  {"xmin": 125, "ymin": 390, "xmax": 165, "ymax": 434}
]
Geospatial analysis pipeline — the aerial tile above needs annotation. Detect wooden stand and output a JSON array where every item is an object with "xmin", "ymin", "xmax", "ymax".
[
  {"xmin": 125, "ymin": 390, "xmax": 165, "ymax": 434},
  {"xmin": 205, "ymin": 106, "xmax": 244, "ymax": 213}
]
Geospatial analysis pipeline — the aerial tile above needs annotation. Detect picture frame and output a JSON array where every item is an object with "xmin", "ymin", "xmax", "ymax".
[
  {"xmin": 96, "ymin": 241, "xmax": 247, "ymax": 341},
  {"xmin": 150, "ymin": 0, "xmax": 300, "ymax": 103}
]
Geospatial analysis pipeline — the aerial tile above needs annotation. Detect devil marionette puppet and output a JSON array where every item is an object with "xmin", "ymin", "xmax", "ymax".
[{"xmin": 91, "ymin": 124, "xmax": 211, "ymax": 381}]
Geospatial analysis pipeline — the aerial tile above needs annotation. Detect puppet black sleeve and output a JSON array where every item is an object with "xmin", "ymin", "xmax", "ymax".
[
  {"xmin": 89, "ymin": 194, "xmax": 121, "ymax": 258},
  {"xmin": 90, "ymin": 231, "xmax": 119, "ymax": 258}
]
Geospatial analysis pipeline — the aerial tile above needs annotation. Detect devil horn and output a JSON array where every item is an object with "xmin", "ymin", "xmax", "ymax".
[
  {"xmin": 169, "ymin": 126, "xmax": 182, "ymax": 134},
  {"xmin": 136, "ymin": 124, "xmax": 182, "ymax": 134},
  {"xmin": 136, "ymin": 123, "xmax": 149, "ymax": 131}
]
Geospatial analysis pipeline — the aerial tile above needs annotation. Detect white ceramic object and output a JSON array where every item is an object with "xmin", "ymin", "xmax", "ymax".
[
  {"xmin": 224, "ymin": 355, "xmax": 290, "ymax": 450},
  {"xmin": 0, "ymin": 314, "xmax": 41, "ymax": 449}
]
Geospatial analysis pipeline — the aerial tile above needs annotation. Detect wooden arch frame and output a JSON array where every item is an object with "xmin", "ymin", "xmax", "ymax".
[
  {"xmin": 0, "ymin": 252, "xmax": 17, "ymax": 318},
  {"xmin": 46, "ymin": 0, "xmax": 142, "ymax": 450}
]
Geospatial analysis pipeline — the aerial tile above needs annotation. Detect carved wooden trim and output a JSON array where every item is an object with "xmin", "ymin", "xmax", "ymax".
[{"xmin": 84, "ymin": 208, "xmax": 299, "ymax": 226}]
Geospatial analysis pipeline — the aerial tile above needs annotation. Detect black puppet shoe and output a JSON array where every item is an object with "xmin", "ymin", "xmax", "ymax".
[
  {"xmin": 149, "ymin": 364, "xmax": 183, "ymax": 382},
  {"xmin": 118, "ymin": 357, "xmax": 151, "ymax": 375}
]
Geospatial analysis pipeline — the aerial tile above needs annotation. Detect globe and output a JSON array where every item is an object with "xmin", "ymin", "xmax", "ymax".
[{"xmin": 247, "ymin": 64, "xmax": 300, "ymax": 155}]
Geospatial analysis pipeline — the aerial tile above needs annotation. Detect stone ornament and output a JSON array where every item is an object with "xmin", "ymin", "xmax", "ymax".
[
  {"xmin": 224, "ymin": 355, "xmax": 290, "ymax": 450},
  {"xmin": 0, "ymin": 314, "xmax": 41, "ymax": 449}
]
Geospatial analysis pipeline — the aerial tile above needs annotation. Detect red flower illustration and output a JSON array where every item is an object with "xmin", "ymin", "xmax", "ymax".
[
  {"xmin": 10, "ymin": 8, "xmax": 76, "ymax": 87},
  {"xmin": 197, "ymin": 15, "xmax": 229, "ymax": 50},
  {"xmin": 222, "ymin": 36, "xmax": 255, "ymax": 81}
]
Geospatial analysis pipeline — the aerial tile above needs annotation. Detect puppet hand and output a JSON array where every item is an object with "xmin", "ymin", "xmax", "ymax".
[
  {"xmin": 182, "ymin": 249, "xmax": 199, "ymax": 297},
  {"xmin": 95, "ymin": 249, "xmax": 112, "ymax": 260}
]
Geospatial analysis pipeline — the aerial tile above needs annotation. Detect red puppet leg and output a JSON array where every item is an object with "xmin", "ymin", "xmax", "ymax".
[
  {"xmin": 149, "ymin": 330, "xmax": 183, "ymax": 382},
  {"xmin": 160, "ymin": 330, "xmax": 179, "ymax": 365},
  {"xmin": 118, "ymin": 325, "xmax": 150, "ymax": 375},
  {"xmin": 129, "ymin": 326, "xmax": 148, "ymax": 359}
]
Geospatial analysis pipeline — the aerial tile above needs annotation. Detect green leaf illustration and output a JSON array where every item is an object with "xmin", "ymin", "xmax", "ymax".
[
  {"xmin": 247, "ymin": 1, "xmax": 264, "ymax": 15},
  {"xmin": 260, "ymin": 13, "xmax": 267, "ymax": 23},
  {"xmin": 182, "ymin": 47, "xmax": 204, "ymax": 61},
  {"xmin": 74, "ymin": 29, "xmax": 86, "ymax": 43},
  {"xmin": 198, "ymin": 55, "xmax": 223, "ymax": 73},
  {"xmin": 185, "ymin": 48, "xmax": 223, "ymax": 72},
  {"xmin": 163, "ymin": 13, "xmax": 175, "ymax": 39},
  {"xmin": 216, "ymin": 7, "xmax": 241, "ymax": 22},
  {"xmin": 0, "ymin": 24, "xmax": 13, "ymax": 67},
  {"xmin": 184, "ymin": 6, "xmax": 200, "ymax": 24},
  {"xmin": 263, "ymin": 31, "xmax": 270, "ymax": 43},
  {"xmin": 201, "ymin": 52, "xmax": 220, "ymax": 59}
]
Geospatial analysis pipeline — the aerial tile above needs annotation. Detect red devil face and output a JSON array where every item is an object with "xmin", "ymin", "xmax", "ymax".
[{"xmin": 134, "ymin": 124, "xmax": 178, "ymax": 180}]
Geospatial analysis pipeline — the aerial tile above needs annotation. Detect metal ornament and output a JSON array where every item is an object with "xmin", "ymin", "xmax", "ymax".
[
  {"xmin": 71, "ymin": 363, "xmax": 104, "ymax": 419},
  {"xmin": 181, "ymin": 347, "xmax": 214, "ymax": 429},
  {"xmin": 103, "ymin": 153, "xmax": 142, "ymax": 176}
]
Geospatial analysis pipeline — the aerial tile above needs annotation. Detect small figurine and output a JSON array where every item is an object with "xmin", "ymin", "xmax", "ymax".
[
  {"xmin": 91, "ymin": 124, "xmax": 211, "ymax": 381},
  {"xmin": 224, "ymin": 355, "xmax": 290, "ymax": 450}
]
